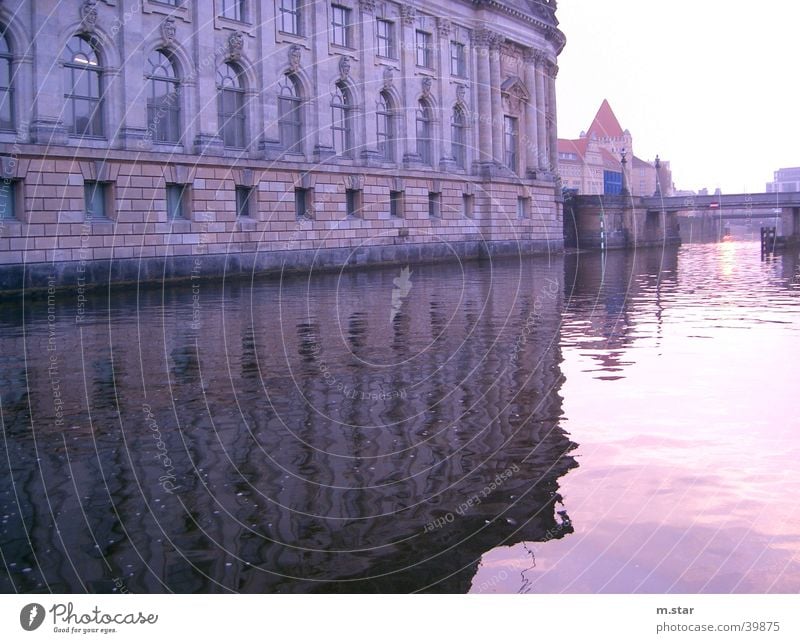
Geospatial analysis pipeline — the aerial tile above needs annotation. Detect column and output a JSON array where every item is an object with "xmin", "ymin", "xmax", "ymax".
[
  {"xmin": 436, "ymin": 17, "xmax": 455, "ymax": 169},
  {"xmin": 534, "ymin": 51, "xmax": 548, "ymax": 171},
  {"xmin": 523, "ymin": 49, "xmax": 539, "ymax": 176},
  {"xmin": 192, "ymin": 1, "xmax": 224, "ymax": 154},
  {"xmin": 359, "ymin": 0, "xmax": 380, "ymax": 164},
  {"xmin": 399, "ymin": 5, "xmax": 421, "ymax": 166},
  {"xmin": 30, "ymin": 1, "xmax": 69, "ymax": 144},
  {"xmin": 311, "ymin": 3, "xmax": 336, "ymax": 161},
  {"xmin": 489, "ymin": 34, "xmax": 504, "ymax": 166},
  {"xmin": 473, "ymin": 28, "xmax": 493, "ymax": 168},
  {"xmin": 547, "ymin": 60, "xmax": 559, "ymax": 179}
]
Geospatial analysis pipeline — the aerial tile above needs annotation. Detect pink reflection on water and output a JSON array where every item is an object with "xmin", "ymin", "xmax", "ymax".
[{"xmin": 471, "ymin": 242, "xmax": 800, "ymax": 593}]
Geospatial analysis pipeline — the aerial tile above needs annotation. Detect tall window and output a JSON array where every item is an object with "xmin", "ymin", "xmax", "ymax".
[
  {"xmin": 146, "ymin": 51, "xmax": 181, "ymax": 144},
  {"xmin": 278, "ymin": 73, "xmax": 303, "ymax": 153},
  {"xmin": 451, "ymin": 106, "xmax": 466, "ymax": 169},
  {"xmin": 504, "ymin": 115, "xmax": 518, "ymax": 172},
  {"xmin": 331, "ymin": 4, "xmax": 351, "ymax": 47},
  {"xmin": 416, "ymin": 30, "xmax": 432, "ymax": 68},
  {"xmin": 0, "ymin": 29, "xmax": 13, "ymax": 131},
  {"xmin": 376, "ymin": 91, "xmax": 394, "ymax": 161},
  {"xmin": 220, "ymin": 0, "xmax": 245, "ymax": 21},
  {"xmin": 331, "ymin": 81, "xmax": 353, "ymax": 156},
  {"xmin": 376, "ymin": 18, "xmax": 395, "ymax": 58},
  {"xmin": 63, "ymin": 36, "xmax": 104, "ymax": 137},
  {"xmin": 450, "ymin": 41, "xmax": 466, "ymax": 77},
  {"xmin": 217, "ymin": 62, "xmax": 247, "ymax": 149},
  {"xmin": 416, "ymin": 99, "xmax": 433, "ymax": 166},
  {"xmin": 279, "ymin": 0, "xmax": 301, "ymax": 35}
]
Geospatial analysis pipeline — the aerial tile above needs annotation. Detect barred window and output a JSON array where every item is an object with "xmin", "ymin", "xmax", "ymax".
[
  {"xmin": 376, "ymin": 91, "xmax": 394, "ymax": 161},
  {"xmin": 216, "ymin": 62, "xmax": 247, "ymax": 149},
  {"xmin": 279, "ymin": 0, "xmax": 301, "ymax": 35},
  {"xmin": 416, "ymin": 99, "xmax": 433, "ymax": 166},
  {"xmin": 146, "ymin": 50, "xmax": 181, "ymax": 143},
  {"xmin": 0, "ymin": 28, "xmax": 13, "ymax": 131},
  {"xmin": 331, "ymin": 81, "xmax": 353, "ymax": 156},
  {"xmin": 63, "ymin": 36, "xmax": 104, "ymax": 137},
  {"xmin": 278, "ymin": 73, "xmax": 303, "ymax": 153}
]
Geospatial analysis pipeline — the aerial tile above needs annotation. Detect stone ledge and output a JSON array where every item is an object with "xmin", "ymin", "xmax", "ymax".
[{"xmin": 0, "ymin": 239, "xmax": 564, "ymax": 295}]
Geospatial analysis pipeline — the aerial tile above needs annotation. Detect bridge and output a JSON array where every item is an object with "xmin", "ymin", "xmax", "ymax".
[
  {"xmin": 565, "ymin": 192, "xmax": 800, "ymax": 250},
  {"xmin": 641, "ymin": 192, "xmax": 800, "ymax": 215}
]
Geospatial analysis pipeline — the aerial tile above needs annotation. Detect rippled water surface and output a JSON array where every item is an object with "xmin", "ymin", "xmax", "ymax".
[{"xmin": 1, "ymin": 241, "xmax": 799, "ymax": 593}]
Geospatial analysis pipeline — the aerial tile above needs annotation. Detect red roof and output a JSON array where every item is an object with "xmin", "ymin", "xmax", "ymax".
[
  {"xmin": 587, "ymin": 99, "xmax": 625, "ymax": 140},
  {"xmin": 557, "ymin": 138, "xmax": 588, "ymax": 160}
]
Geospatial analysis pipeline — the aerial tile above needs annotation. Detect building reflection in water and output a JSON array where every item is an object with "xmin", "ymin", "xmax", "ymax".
[{"xmin": 0, "ymin": 255, "xmax": 577, "ymax": 593}]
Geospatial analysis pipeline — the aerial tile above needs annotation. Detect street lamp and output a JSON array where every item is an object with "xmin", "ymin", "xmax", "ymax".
[
  {"xmin": 620, "ymin": 147, "xmax": 629, "ymax": 196},
  {"xmin": 654, "ymin": 155, "xmax": 661, "ymax": 197}
]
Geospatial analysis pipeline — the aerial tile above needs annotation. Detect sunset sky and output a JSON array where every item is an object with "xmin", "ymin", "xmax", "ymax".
[{"xmin": 556, "ymin": 0, "xmax": 800, "ymax": 193}]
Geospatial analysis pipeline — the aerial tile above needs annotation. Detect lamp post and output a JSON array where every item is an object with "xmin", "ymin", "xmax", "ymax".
[
  {"xmin": 654, "ymin": 154, "xmax": 661, "ymax": 197},
  {"xmin": 620, "ymin": 147, "xmax": 629, "ymax": 196}
]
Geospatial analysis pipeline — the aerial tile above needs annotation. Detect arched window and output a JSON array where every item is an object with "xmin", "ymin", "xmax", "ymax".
[
  {"xmin": 0, "ymin": 28, "xmax": 13, "ymax": 131},
  {"xmin": 416, "ymin": 99, "xmax": 433, "ymax": 166},
  {"xmin": 146, "ymin": 50, "xmax": 181, "ymax": 143},
  {"xmin": 331, "ymin": 81, "xmax": 353, "ymax": 156},
  {"xmin": 278, "ymin": 73, "xmax": 302, "ymax": 153},
  {"xmin": 63, "ymin": 35, "xmax": 104, "ymax": 137},
  {"xmin": 451, "ymin": 106, "xmax": 467, "ymax": 169},
  {"xmin": 376, "ymin": 91, "xmax": 394, "ymax": 161},
  {"xmin": 217, "ymin": 62, "xmax": 247, "ymax": 149}
]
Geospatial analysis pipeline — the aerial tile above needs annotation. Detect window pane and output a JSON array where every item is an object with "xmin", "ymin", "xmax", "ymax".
[
  {"xmin": 84, "ymin": 182, "xmax": 106, "ymax": 219},
  {"xmin": 167, "ymin": 185, "xmax": 185, "ymax": 220},
  {"xmin": 0, "ymin": 180, "xmax": 15, "ymax": 220}
]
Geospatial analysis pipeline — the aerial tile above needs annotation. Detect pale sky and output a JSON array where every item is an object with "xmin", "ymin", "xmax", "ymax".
[{"xmin": 556, "ymin": 0, "xmax": 800, "ymax": 193}]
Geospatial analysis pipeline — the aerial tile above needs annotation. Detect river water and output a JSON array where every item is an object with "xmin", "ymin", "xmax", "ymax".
[{"xmin": 1, "ymin": 241, "xmax": 799, "ymax": 593}]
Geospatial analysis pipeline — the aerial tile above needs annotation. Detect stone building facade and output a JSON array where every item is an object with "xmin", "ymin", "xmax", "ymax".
[{"xmin": 0, "ymin": 0, "xmax": 565, "ymax": 290}]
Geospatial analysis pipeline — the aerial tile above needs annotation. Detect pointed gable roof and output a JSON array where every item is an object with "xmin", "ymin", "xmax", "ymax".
[{"xmin": 587, "ymin": 99, "xmax": 625, "ymax": 140}]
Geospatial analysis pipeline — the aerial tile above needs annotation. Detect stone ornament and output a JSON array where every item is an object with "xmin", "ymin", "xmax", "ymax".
[
  {"xmin": 288, "ymin": 44, "xmax": 302, "ymax": 72},
  {"xmin": 80, "ymin": 0, "xmax": 99, "ymax": 33},
  {"xmin": 436, "ymin": 18, "xmax": 451, "ymax": 38},
  {"xmin": 382, "ymin": 66, "xmax": 394, "ymax": 89},
  {"xmin": 455, "ymin": 84, "xmax": 466, "ymax": 104},
  {"xmin": 400, "ymin": 5, "xmax": 416, "ymax": 26},
  {"xmin": 421, "ymin": 76, "xmax": 432, "ymax": 97},
  {"xmin": 338, "ymin": 55, "xmax": 351, "ymax": 79},
  {"xmin": 359, "ymin": 0, "xmax": 376, "ymax": 13},
  {"xmin": 161, "ymin": 17, "xmax": 177, "ymax": 45},
  {"xmin": 228, "ymin": 31, "xmax": 244, "ymax": 61}
]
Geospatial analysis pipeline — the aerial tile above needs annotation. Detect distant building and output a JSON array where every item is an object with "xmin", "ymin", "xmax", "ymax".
[
  {"xmin": 557, "ymin": 99, "xmax": 673, "ymax": 197},
  {"xmin": 766, "ymin": 168, "xmax": 800, "ymax": 193}
]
